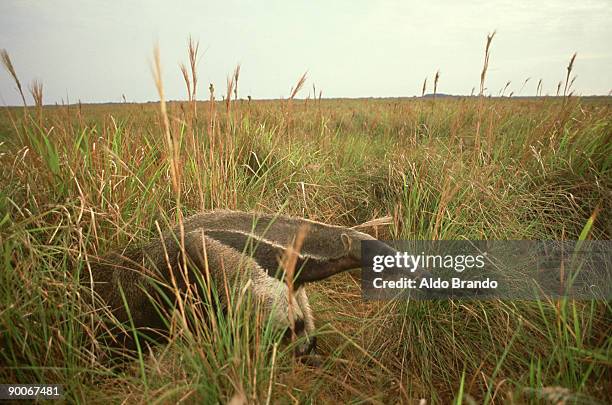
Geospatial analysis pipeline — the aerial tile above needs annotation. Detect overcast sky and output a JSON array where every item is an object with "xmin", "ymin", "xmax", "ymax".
[{"xmin": 0, "ymin": 0, "xmax": 610, "ymax": 105}]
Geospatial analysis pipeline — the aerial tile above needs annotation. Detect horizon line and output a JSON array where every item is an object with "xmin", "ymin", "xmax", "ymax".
[{"xmin": 2, "ymin": 93, "xmax": 612, "ymax": 108}]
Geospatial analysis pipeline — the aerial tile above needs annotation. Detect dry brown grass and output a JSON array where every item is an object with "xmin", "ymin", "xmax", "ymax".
[
  {"xmin": 563, "ymin": 52, "xmax": 577, "ymax": 98},
  {"xmin": 1, "ymin": 49, "xmax": 27, "ymax": 107}
]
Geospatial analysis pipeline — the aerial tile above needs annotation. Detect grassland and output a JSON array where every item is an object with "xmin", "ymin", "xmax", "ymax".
[{"xmin": 0, "ymin": 54, "xmax": 611, "ymax": 404}]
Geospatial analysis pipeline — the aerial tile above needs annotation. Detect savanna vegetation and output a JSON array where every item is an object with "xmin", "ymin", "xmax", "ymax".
[{"xmin": 0, "ymin": 38, "xmax": 610, "ymax": 404}]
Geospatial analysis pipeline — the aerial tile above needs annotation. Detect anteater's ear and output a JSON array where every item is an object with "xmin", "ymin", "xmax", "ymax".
[{"xmin": 341, "ymin": 233, "xmax": 352, "ymax": 253}]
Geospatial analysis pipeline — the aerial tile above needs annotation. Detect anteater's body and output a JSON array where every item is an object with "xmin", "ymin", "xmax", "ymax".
[{"xmin": 83, "ymin": 210, "xmax": 398, "ymax": 355}]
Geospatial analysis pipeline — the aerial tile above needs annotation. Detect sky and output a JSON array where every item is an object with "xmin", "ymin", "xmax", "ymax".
[{"xmin": 0, "ymin": 0, "xmax": 610, "ymax": 105}]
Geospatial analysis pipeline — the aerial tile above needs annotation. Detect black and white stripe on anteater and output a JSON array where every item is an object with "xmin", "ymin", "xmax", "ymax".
[{"xmin": 83, "ymin": 210, "xmax": 401, "ymax": 357}]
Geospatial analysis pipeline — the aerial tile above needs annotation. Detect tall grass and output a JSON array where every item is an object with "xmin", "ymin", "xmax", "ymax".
[{"xmin": 0, "ymin": 42, "xmax": 610, "ymax": 403}]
